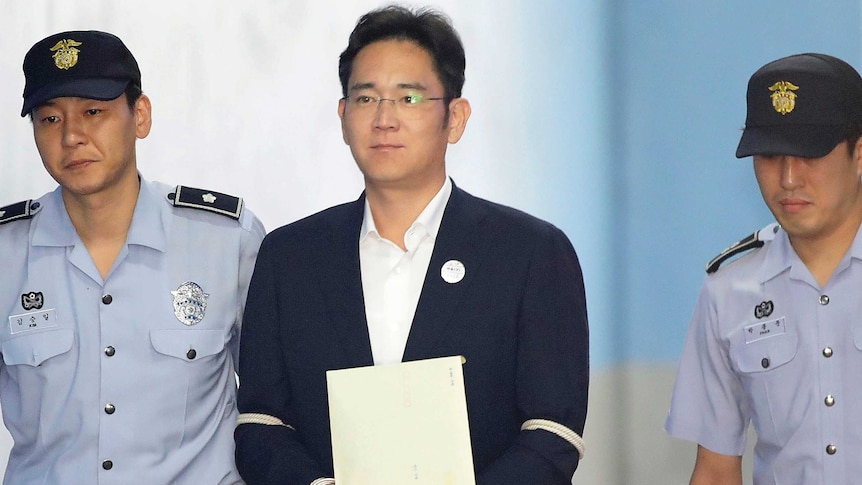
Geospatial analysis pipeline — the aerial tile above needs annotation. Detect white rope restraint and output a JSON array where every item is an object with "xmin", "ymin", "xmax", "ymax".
[
  {"xmin": 521, "ymin": 419, "xmax": 586, "ymax": 460},
  {"xmin": 310, "ymin": 479, "xmax": 335, "ymax": 485},
  {"xmin": 236, "ymin": 412, "xmax": 296, "ymax": 430}
]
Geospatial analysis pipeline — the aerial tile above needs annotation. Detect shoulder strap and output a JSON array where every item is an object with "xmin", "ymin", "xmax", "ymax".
[
  {"xmin": 168, "ymin": 186, "xmax": 243, "ymax": 220},
  {"xmin": 0, "ymin": 200, "xmax": 39, "ymax": 225},
  {"xmin": 706, "ymin": 223, "xmax": 779, "ymax": 274}
]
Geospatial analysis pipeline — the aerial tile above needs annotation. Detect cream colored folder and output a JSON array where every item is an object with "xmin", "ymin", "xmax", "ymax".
[{"xmin": 326, "ymin": 355, "xmax": 476, "ymax": 485}]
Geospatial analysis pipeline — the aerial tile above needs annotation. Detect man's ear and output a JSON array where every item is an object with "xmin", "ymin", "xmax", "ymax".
[
  {"xmin": 134, "ymin": 94, "xmax": 152, "ymax": 139},
  {"xmin": 446, "ymin": 97, "xmax": 471, "ymax": 144},
  {"xmin": 338, "ymin": 98, "xmax": 350, "ymax": 145}
]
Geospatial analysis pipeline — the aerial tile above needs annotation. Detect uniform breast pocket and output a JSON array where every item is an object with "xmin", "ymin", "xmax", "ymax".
[
  {"xmin": 1, "ymin": 328, "xmax": 74, "ymax": 367},
  {"xmin": 150, "ymin": 329, "xmax": 226, "ymax": 363},
  {"xmin": 730, "ymin": 329, "xmax": 798, "ymax": 374}
]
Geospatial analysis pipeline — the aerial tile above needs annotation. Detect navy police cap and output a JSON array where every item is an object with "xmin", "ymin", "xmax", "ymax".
[
  {"xmin": 21, "ymin": 30, "xmax": 141, "ymax": 117},
  {"xmin": 736, "ymin": 53, "xmax": 862, "ymax": 159}
]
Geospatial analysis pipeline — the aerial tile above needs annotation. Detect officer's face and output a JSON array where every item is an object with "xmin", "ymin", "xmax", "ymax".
[
  {"xmin": 31, "ymin": 93, "xmax": 151, "ymax": 199},
  {"xmin": 338, "ymin": 39, "xmax": 470, "ymax": 195},
  {"xmin": 754, "ymin": 139, "xmax": 862, "ymax": 247}
]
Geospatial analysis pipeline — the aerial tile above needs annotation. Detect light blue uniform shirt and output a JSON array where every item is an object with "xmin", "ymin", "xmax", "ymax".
[
  {"xmin": 0, "ymin": 177, "xmax": 264, "ymax": 484},
  {"xmin": 666, "ymin": 224, "xmax": 862, "ymax": 485}
]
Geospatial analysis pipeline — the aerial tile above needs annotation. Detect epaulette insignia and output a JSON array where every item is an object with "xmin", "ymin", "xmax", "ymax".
[
  {"xmin": 168, "ymin": 186, "xmax": 243, "ymax": 220},
  {"xmin": 706, "ymin": 223, "xmax": 779, "ymax": 274},
  {"xmin": 0, "ymin": 200, "xmax": 41, "ymax": 225}
]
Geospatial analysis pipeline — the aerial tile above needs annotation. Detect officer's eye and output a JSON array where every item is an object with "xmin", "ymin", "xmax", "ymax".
[{"xmin": 85, "ymin": 109, "xmax": 102, "ymax": 116}]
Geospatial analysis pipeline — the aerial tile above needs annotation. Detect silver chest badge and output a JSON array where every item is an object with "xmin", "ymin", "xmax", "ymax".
[{"xmin": 171, "ymin": 282, "xmax": 209, "ymax": 326}]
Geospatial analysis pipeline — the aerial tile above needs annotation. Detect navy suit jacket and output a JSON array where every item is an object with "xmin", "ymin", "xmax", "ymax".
[{"xmin": 235, "ymin": 184, "xmax": 589, "ymax": 484}]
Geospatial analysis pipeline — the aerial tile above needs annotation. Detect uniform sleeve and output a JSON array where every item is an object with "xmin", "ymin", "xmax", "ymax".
[
  {"xmin": 664, "ymin": 279, "xmax": 750, "ymax": 456},
  {"xmin": 477, "ymin": 225, "xmax": 589, "ymax": 484},
  {"xmin": 234, "ymin": 235, "xmax": 329, "ymax": 485},
  {"xmin": 231, "ymin": 211, "xmax": 266, "ymax": 370}
]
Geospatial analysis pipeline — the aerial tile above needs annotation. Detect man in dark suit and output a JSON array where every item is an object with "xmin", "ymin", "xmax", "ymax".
[{"xmin": 234, "ymin": 6, "xmax": 589, "ymax": 485}]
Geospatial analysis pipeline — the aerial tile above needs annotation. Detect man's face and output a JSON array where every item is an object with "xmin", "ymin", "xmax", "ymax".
[
  {"xmin": 754, "ymin": 139, "xmax": 862, "ymax": 246},
  {"xmin": 338, "ymin": 39, "xmax": 469, "ymax": 194},
  {"xmin": 32, "ymin": 94, "xmax": 151, "ymax": 199}
]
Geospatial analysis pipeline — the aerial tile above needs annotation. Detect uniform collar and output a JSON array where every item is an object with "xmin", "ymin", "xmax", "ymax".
[
  {"xmin": 760, "ymin": 222, "xmax": 862, "ymax": 283},
  {"xmin": 31, "ymin": 187, "xmax": 76, "ymax": 247},
  {"xmin": 127, "ymin": 176, "xmax": 169, "ymax": 252},
  {"xmin": 31, "ymin": 174, "xmax": 168, "ymax": 252}
]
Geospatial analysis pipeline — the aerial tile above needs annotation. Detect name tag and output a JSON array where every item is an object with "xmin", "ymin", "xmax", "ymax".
[
  {"xmin": 9, "ymin": 309, "xmax": 58, "ymax": 335},
  {"xmin": 744, "ymin": 316, "xmax": 786, "ymax": 344}
]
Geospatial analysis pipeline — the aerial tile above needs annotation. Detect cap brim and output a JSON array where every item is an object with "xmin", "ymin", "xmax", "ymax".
[
  {"xmin": 735, "ymin": 124, "xmax": 846, "ymax": 159},
  {"xmin": 21, "ymin": 78, "xmax": 129, "ymax": 117}
]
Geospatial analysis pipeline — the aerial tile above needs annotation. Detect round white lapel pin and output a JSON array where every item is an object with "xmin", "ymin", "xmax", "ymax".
[{"xmin": 441, "ymin": 260, "xmax": 466, "ymax": 284}]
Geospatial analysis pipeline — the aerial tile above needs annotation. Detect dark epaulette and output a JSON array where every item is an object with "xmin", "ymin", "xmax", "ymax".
[
  {"xmin": 0, "ymin": 200, "xmax": 41, "ymax": 225},
  {"xmin": 706, "ymin": 223, "xmax": 779, "ymax": 274},
  {"xmin": 167, "ymin": 186, "xmax": 243, "ymax": 220}
]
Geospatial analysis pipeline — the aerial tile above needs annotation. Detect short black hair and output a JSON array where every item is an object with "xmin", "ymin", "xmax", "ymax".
[
  {"xmin": 844, "ymin": 126, "xmax": 862, "ymax": 156},
  {"xmin": 338, "ymin": 5, "xmax": 465, "ymax": 101},
  {"xmin": 124, "ymin": 82, "xmax": 143, "ymax": 109}
]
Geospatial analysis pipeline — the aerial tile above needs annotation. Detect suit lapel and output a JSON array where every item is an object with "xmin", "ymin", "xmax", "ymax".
[
  {"xmin": 321, "ymin": 194, "xmax": 375, "ymax": 367},
  {"xmin": 402, "ymin": 185, "xmax": 491, "ymax": 361}
]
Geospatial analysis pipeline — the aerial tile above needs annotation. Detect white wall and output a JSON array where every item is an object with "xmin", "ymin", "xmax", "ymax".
[{"xmin": 0, "ymin": 1, "xmax": 537, "ymax": 231}]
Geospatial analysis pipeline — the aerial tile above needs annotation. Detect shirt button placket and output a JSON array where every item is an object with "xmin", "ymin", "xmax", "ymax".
[
  {"xmin": 100, "ymin": 290, "xmax": 115, "ymax": 475},
  {"xmin": 818, "ymin": 293, "xmax": 838, "ymax": 467}
]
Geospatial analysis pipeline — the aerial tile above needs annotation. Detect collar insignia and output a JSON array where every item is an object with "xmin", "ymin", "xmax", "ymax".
[
  {"xmin": 769, "ymin": 81, "xmax": 799, "ymax": 115},
  {"xmin": 50, "ymin": 39, "xmax": 83, "ymax": 70}
]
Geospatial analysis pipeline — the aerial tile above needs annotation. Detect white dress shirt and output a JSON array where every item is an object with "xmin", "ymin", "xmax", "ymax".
[{"xmin": 359, "ymin": 178, "xmax": 452, "ymax": 365}]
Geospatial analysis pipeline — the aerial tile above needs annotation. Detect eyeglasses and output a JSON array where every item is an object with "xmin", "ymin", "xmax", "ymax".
[{"xmin": 343, "ymin": 93, "xmax": 447, "ymax": 118}]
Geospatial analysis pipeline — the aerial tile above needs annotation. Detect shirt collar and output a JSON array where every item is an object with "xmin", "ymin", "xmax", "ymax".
[
  {"xmin": 760, "ymin": 228, "xmax": 793, "ymax": 283},
  {"xmin": 127, "ymin": 176, "xmax": 169, "ymax": 252},
  {"xmin": 31, "ymin": 187, "xmax": 76, "ymax": 247},
  {"xmin": 360, "ymin": 177, "xmax": 452, "ymax": 245},
  {"xmin": 760, "ymin": 222, "xmax": 862, "ymax": 283},
  {"xmin": 31, "ymin": 174, "xmax": 168, "ymax": 252}
]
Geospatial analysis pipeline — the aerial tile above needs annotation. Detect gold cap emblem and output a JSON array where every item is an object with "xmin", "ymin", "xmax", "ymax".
[
  {"xmin": 769, "ymin": 81, "xmax": 799, "ymax": 115},
  {"xmin": 49, "ymin": 39, "xmax": 82, "ymax": 70}
]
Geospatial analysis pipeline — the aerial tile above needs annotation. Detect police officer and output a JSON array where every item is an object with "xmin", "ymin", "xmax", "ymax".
[
  {"xmin": 666, "ymin": 53, "xmax": 862, "ymax": 484},
  {"xmin": 0, "ymin": 31, "xmax": 264, "ymax": 483}
]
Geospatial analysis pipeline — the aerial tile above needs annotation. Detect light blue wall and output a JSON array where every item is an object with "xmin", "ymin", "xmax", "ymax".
[
  {"xmin": 616, "ymin": 1, "xmax": 862, "ymax": 365},
  {"xmin": 519, "ymin": 1, "xmax": 862, "ymax": 369}
]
